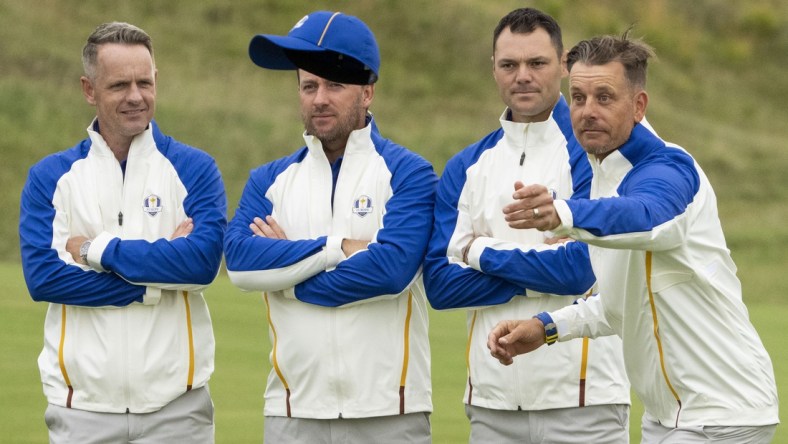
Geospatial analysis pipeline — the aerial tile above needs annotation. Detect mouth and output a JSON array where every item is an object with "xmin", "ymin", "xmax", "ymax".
[
  {"xmin": 312, "ymin": 114, "xmax": 335, "ymax": 122},
  {"xmin": 581, "ymin": 127, "xmax": 605, "ymax": 134},
  {"xmin": 512, "ymin": 89, "xmax": 539, "ymax": 95}
]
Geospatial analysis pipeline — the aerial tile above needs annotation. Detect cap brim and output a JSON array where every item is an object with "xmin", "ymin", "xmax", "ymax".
[
  {"xmin": 249, "ymin": 34, "xmax": 322, "ymax": 70},
  {"xmin": 283, "ymin": 49, "xmax": 378, "ymax": 85}
]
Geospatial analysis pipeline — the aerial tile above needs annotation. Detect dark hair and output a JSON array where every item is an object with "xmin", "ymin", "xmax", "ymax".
[
  {"xmin": 82, "ymin": 22, "xmax": 154, "ymax": 79},
  {"xmin": 493, "ymin": 8, "xmax": 563, "ymax": 58},
  {"xmin": 566, "ymin": 28, "xmax": 655, "ymax": 89}
]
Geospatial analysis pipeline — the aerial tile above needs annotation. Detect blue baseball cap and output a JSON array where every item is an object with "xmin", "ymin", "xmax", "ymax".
[{"xmin": 249, "ymin": 11, "xmax": 380, "ymax": 85}]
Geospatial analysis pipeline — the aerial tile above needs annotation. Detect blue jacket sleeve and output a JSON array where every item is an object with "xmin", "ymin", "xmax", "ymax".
[
  {"xmin": 477, "ymin": 241, "xmax": 594, "ymax": 294},
  {"xmin": 224, "ymin": 159, "xmax": 330, "ymax": 279},
  {"xmin": 423, "ymin": 154, "xmax": 523, "ymax": 310},
  {"xmin": 99, "ymin": 148, "xmax": 226, "ymax": 286},
  {"xmin": 20, "ymin": 158, "xmax": 145, "ymax": 307},
  {"xmin": 294, "ymin": 152, "xmax": 437, "ymax": 307},
  {"xmin": 475, "ymin": 121, "xmax": 595, "ymax": 295},
  {"xmin": 565, "ymin": 145, "xmax": 700, "ymax": 251}
]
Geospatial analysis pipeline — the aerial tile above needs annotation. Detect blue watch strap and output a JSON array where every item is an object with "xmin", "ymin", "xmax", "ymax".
[{"xmin": 534, "ymin": 311, "xmax": 558, "ymax": 345}]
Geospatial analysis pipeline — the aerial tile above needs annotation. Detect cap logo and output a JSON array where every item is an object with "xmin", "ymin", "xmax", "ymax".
[
  {"xmin": 317, "ymin": 12, "xmax": 342, "ymax": 47},
  {"xmin": 292, "ymin": 15, "xmax": 308, "ymax": 31}
]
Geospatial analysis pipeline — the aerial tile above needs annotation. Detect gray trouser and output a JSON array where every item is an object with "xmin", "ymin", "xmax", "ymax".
[
  {"xmin": 466, "ymin": 403, "xmax": 630, "ymax": 444},
  {"xmin": 264, "ymin": 412, "xmax": 431, "ymax": 444},
  {"xmin": 45, "ymin": 386, "xmax": 214, "ymax": 444},
  {"xmin": 640, "ymin": 415, "xmax": 777, "ymax": 444}
]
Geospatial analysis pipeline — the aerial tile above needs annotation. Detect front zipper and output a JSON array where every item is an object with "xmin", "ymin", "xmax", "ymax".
[
  {"xmin": 122, "ymin": 305, "xmax": 131, "ymax": 411},
  {"xmin": 329, "ymin": 308, "xmax": 344, "ymax": 417},
  {"xmin": 520, "ymin": 124, "xmax": 530, "ymax": 166}
]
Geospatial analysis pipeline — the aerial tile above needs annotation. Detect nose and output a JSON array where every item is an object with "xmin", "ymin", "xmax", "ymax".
[
  {"xmin": 313, "ymin": 84, "xmax": 330, "ymax": 106},
  {"xmin": 579, "ymin": 100, "xmax": 597, "ymax": 121},
  {"xmin": 127, "ymin": 82, "xmax": 143, "ymax": 103},
  {"xmin": 515, "ymin": 64, "xmax": 532, "ymax": 83}
]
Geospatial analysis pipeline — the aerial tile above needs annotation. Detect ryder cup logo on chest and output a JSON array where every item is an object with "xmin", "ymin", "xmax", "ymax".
[
  {"xmin": 143, "ymin": 194, "xmax": 163, "ymax": 217},
  {"xmin": 352, "ymin": 195, "xmax": 373, "ymax": 218}
]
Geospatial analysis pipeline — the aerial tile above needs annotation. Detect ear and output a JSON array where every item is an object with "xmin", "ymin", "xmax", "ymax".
[
  {"xmin": 362, "ymin": 83, "xmax": 375, "ymax": 108},
  {"xmin": 81, "ymin": 76, "xmax": 96, "ymax": 106},
  {"xmin": 633, "ymin": 90, "xmax": 648, "ymax": 122},
  {"xmin": 560, "ymin": 49, "xmax": 569, "ymax": 78}
]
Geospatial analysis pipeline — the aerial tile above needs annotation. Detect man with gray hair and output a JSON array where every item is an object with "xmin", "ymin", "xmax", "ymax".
[
  {"xmin": 20, "ymin": 22, "xmax": 226, "ymax": 443},
  {"xmin": 488, "ymin": 30, "xmax": 779, "ymax": 443}
]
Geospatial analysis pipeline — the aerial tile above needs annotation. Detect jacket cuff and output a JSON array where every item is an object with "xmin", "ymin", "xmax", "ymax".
[
  {"xmin": 143, "ymin": 287, "xmax": 161, "ymax": 305},
  {"xmin": 534, "ymin": 311, "xmax": 558, "ymax": 345},
  {"xmin": 552, "ymin": 199, "xmax": 574, "ymax": 236},
  {"xmin": 324, "ymin": 235, "xmax": 345, "ymax": 271},
  {"xmin": 466, "ymin": 236, "xmax": 495, "ymax": 271},
  {"xmin": 87, "ymin": 231, "xmax": 115, "ymax": 272}
]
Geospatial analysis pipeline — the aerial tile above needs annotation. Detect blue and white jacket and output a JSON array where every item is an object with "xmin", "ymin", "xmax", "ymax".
[
  {"xmin": 424, "ymin": 98, "xmax": 629, "ymax": 411},
  {"xmin": 225, "ymin": 117, "xmax": 436, "ymax": 419},
  {"xmin": 19, "ymin": 120, "xmax": 226, "ymax": 413},
  {"xmin": 549, "ymin": 122, "xmax": 779, "ymax": 427}
]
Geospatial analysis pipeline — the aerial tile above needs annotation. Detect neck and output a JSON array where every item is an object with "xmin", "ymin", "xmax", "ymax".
[
  {"xmin": 323, "ymin": 144, "xmax": 345, "ymax": 164},
  {"xmin": 103, "ymin": 135, "xmax": 132, "ymax": 162}
]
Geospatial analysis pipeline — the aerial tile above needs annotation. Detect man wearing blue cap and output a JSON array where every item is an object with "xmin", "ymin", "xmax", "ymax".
[{"xmin": 224, "ymin": 11, "xmax": 436, "ymax": 444}]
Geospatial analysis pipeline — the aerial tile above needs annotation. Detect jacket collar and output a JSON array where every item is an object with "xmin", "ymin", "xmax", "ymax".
[
  {"xmin": 86, "ymin": 119, "xmax": 158, "ymax": 160},
  {"xmin": 589, "ymin": 121, "xmax": 663, "ymax": 178},
  {"xmin": 498, "ymin": 96, "xmax": 568, "ymax": 153},
  {"xmin": 302, "ymin": 113, "xmax": 375, "ymax": 161}
]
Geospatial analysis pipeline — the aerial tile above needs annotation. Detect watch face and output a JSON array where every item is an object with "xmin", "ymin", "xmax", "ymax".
[{"xmin": 80, "ymin": 241, "xmax": 91, "ymax": 262}]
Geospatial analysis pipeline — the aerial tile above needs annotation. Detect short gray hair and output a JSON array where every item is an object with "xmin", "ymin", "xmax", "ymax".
[
  {"xmin": 82, "ymin": 22, "xmax": 154, "ymax": 79},
  {"xmin": 567, "ymin": 28, "xmax": 655, "ymax": 90}
]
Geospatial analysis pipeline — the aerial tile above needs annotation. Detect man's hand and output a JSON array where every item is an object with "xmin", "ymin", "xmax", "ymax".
[
  {"xmin": 66, "ymin": 236, "xmax": 89, "ymax": 264},
  {"xmin": 502, "ymin": 181, "xmax": 561, "ymax": 231},
  {"xmin": 171, "ymin": 218, "xmax": 193, "ymax": 239},
  {"xmin": 487, "ymin": 318, "xmax": 547, "ymax": 366},
  {"xmin": 250, "ymin": 215, "xmax": 288, "ymax": 239},
  {"xmin": 341, "ymin": 239, "xmax": 370, "ymax": 257},
  {"xmin": 544, "ymin": 236, "xmax": 572, "ymax": 245}
]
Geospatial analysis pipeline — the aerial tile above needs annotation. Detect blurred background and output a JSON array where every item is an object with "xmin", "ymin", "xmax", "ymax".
[{"xmin": 2, "ymin": 0, "xmax": 787, "ymax": 442}]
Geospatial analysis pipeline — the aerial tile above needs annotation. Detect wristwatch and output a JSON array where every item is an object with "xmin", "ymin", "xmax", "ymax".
[
  {"xmin": 533, "ymin": 311, "xmax": 558, "ymax": 346},
  {"xmin": 79, "ymin": 240, "xmax": 92, "ymax": 265}
]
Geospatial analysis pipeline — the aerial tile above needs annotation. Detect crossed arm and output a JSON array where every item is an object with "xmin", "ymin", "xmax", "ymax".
[{"xmin": 249, "ymin": 215, "xmax": 369, "ymax": 257}]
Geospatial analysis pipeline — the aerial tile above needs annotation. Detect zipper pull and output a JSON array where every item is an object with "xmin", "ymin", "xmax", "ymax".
[
  {"xmin": 519, "ymin": 152, "xmax": 525, "ymax": 166},
  {"xmin": 118, "ymin": 211, "xmax": 123, "ymax": 226}
]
